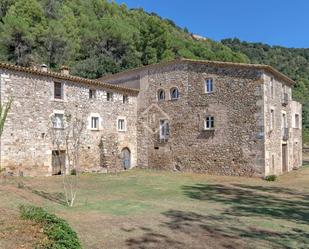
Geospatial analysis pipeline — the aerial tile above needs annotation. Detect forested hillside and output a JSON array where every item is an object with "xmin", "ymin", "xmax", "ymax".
[
  {"xmin": 0, "ymin": 0, "xmax": 308, "ymax": 143},
  {"xmin": 0, "ymin": 0, "xmax": 247, "ymax": 78},
  {"xmin": 222, "ymin": 38, "xmax": 309, "ymax": 144}
]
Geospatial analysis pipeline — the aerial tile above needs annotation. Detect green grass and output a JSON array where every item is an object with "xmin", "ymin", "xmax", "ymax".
[{"xmin": 1, "ymin": 168, "xmax": 309, "ymax": 248}]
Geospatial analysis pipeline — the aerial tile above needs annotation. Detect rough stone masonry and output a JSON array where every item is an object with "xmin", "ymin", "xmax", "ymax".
[{"xmin": 0, "ymin": 58, "xmax": 302, "ymax": 177}]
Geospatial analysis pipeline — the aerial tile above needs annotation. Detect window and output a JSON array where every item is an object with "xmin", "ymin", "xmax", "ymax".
[
  {"xmin": 204, "ymin": 116, "xmax": 214, "ymax": 130},
  {"xmin": 54, "ymin": 82, "xmax": 63, "ymax": 99},
  {"xmin": 91, "ymin": 117, "xmax": 99, "ymax": 130},
  {"xmin": 205, "ymin": 78, "xmax": 214, "ymax": 93},
  {"xmin": 282, "ymin": 113, "xmax": 287, "ymax": 128},
  {"xmin": 107, "ymin": 92, "xmax": 113, "ymax": 101},
  {"xmin": 270, "ymin": 109, "xmax": 275, "ymax": 131},
  {"xmin": 123, "ymin": 95, "xmax": 129, "ymax": 104},
  {"xmin": 158, "ymin": 89, "xmax": 165, "ymax": 101},
  {"xmin": 270, "ymin": 78, "xmax": 274, "ymax": 98},
  {"xmin": 89, "ymin": 89, "xmax": 96, "ymax": 99},
  {"xmin": 295, "ymin": 114, "xmax": 300, "ymax": 128},
  {"xmin": 170, "ymin": 87, "xmax": 179, "ymax": 100},
  {"xmin": 118, "ymin": 119, "xmax": 126, "ymax": 131},
  {"xmin": 160, "ymin": 120, "xmax": 170, "ymax": 139},
  {"xmin": 52, "ymin": 113, "xmax": 64, "ymax": 129}
]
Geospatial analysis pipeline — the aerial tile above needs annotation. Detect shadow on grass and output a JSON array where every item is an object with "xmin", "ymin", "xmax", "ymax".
[
  {"xmin": 182, "ymin": 184, "xmax": 309, "ymax": 224},
  {"xmin": 26, "ymin": 186, "xmax": 66, "ymax": 206},
  {"xmin": 126, "ymin": 183, "xmax": 309, "ymax": 249}
]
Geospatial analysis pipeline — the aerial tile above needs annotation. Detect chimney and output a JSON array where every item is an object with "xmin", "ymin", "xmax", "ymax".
[
  {"xmin": 60, "ymin": 65, "xmax": 70, "ymax": 75},
  {"xmin": 41, "ymin": 64, "xmax": 48, "ymax": 72}
]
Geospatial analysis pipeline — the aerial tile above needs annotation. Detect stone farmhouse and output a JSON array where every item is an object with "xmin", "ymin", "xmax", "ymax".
[{"xmin": 0, "ymin": 58, "xmax": 302, "ymax": 177}]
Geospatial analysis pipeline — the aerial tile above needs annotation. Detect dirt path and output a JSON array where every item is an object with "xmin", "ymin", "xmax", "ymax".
[{"xmin": 0, "ymin": 208, "xmax": 45, "ymax": 249}]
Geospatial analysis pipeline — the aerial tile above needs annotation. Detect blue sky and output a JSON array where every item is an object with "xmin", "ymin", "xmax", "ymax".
[{"xmin": 115, "ymin": 0, "xmax": 308, "ymax": 48}]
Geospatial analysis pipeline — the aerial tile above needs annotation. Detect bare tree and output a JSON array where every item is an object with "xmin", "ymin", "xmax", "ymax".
[{"xmin": 49, "ymin": 107, "xmax": 87, "ymax": 207}]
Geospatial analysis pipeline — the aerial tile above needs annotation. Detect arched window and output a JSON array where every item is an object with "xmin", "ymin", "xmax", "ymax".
[
  {"xmin": 170, "ymin": 87, "xmax": 179, "ymax": 100},
  {"xmin": 158, "ymin": 89, "xmax": 165, "ymax": 101}
]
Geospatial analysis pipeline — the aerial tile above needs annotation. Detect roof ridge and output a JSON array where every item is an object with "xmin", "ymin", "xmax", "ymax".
[
  {"xmin": 100, "ymin": 58, "xmax": 295, "ymax": 85},
  {"xmin": 0, "ymin": 62, "xmax": 139, "ymax": 94}
]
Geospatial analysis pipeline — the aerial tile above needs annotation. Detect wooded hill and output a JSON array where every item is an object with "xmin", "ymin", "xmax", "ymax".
[{"xmin": 0, "ymin": 0, "xmax": 308, "ymax": 143}]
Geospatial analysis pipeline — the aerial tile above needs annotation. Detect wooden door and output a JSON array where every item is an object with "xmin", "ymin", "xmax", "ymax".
[{"xmin": 52, "ymin": 150, "xmax": 65, "ymax": 175}]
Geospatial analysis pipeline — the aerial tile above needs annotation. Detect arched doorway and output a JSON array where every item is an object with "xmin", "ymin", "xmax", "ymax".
[{"xmin": 121, "ymin": 148, "xmax": 131, "ymax": 170}]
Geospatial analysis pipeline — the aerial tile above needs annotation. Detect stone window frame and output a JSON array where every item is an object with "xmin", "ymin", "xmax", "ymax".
[
  {"xmin": 270, "ymin": 108, "xmax": 275, "ymax": 132},
  {"xmin": 88, "ymin": 113, "xmax": 102, "ymax": 131},
  {"xmin": 170, "ymin": 87, "xmax": 179, "ymax": 100},
  {"xmin": 294, "ymin": 113, "xmax": 300, "ymax": 129},
  {"xmin": 157, "ymin": 89, "xmax": 165, "ymax": 102},
  {"xmin": 106, "ymin": 92, "xmax": 114, "ymax": 102},
  {"xmin": 53, "ymin": 81, "xmax": 64, "ymax": 100},
  {"xmin": 89, "ymin": 89, "xmax": 97, "ymax": 99},
  {"xmin": 123, "ymin": 94, "xmax": 129, "ymax": 104},
  {"xmin": 204, "ymin": 78, "xmax": 214, "ymax": 94},
  {"xmin": 117, "ymin": 117, "xmax": 126, "ymax": 132},
  {"xmin": 51, "ymin": 110, "xmax": 65, "ymax": 129},
  {"xmin": 204, "ymin": 115, "xmax": 215, "ymax": 130},
  {"xmin": 159, "ymin": 119, "xmax": 170, "ymax": 139}
]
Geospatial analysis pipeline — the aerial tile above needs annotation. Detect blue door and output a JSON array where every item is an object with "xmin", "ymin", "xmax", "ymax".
[{"xmin": 121, "ymin": 148, "xmax": 131, "ymax": 170}]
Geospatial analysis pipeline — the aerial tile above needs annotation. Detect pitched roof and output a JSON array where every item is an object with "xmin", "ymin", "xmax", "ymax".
[
  {"xmin": 0, "ymin": 62, "xmax": 139, "ymax": 94},
  {"xmin": 100, "ymin": 58, "xmax": 296, "ymax": 85}
]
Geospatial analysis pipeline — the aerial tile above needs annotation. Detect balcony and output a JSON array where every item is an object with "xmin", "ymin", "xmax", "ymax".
[
  {"xmin": 282, "ymin": 93, "xmax": 289, "ymax": 106},
  {"xmin": 282, "ymin": 127, "xmax": 289, "ymax": 141}
]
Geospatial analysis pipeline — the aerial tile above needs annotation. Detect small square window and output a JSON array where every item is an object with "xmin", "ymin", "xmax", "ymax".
[
  {"xmin": 123, "ymin": 95, "xmax": 129, "ymax": 104},
  {"xmin": 89, "ymin": 89, "xmax": 96, "ymax": 99},
  {"xmin": 53, "ymin": 113, "xmax": 64, "ymax": 129},
  {"xmin": 205, "ymin": 79, "xmax": 214, "ymax": 93},
  {"xmin": 91, "ymin": 116, "xmax": 99, "ymax": 130},
  {"xmin": 118, "ymin": 119, "xmax": 126, "ymax": 131},
  {"xmin": 54, "ymin": 82, "xmax": 63, "ymax": 99},
  {"xmin": 204, "ymin": 116, "xmax": 214, "ymax": 130},
  {"xmin": 107, "ymin": 92, "xmax": 113, "ymax": 101}
]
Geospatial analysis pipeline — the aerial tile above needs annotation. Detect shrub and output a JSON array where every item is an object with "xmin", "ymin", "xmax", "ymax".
[
  {"xmin": 264, "ymin": 175, "xmax": 277, "ymax": 181},
  {"xmin": 70, "ymin": 169, "xmax": 77, "ymax": 175},
  {"xmin": 19, "ymin": 205, "xmax": 81, "ymax": 249}
]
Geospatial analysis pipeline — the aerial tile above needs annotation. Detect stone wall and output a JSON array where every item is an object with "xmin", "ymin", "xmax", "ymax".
[
  {"xmin": 104, "ymin": 62, "xmax": 266, "ymax": 176},
  {"xmin": 263, "ymin": 73, "xmax": 302, "ymax": 175},
  {"xmin": 0, "ymin": 69, "xmax": 137, "ymax": 176}
]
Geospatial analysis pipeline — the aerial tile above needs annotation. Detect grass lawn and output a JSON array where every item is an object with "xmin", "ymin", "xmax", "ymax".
[{"xmin": 1, "ymin": 166, "xmax": 309, "ymax": 249}]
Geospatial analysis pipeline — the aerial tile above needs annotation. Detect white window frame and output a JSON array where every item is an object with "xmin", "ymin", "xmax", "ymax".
[
  {"xmin": 170, "ymin": 87, "xmax": 179, "ymax": 100},
  {"xmin": 88, "ymin": 113, "xmax": 101, "ymax": 131},
  {"xmin": 52, "ymin": 110, "xmax": 65, "ymax": 129},
  {"xmin": 205, "ymin": 78, "xmax": 214, "ymax": 93},
  {"xmin": 117, "ymin": 118, "xmax": 126, "ymax": 132},
  {"xmin": 204, "ymin": 116, "xmax": 215, "ymax": 130},
  {"xmin": 159, "ymin": 119, "xmax": 170, "ymax": 139}
]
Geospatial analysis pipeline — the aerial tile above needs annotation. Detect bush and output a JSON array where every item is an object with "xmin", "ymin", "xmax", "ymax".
[
  {"xmin": 19, "ymin": 205, "xmax": 81, "ymax": 249},
  {"xmin": 70, "ymin": 169, "xmax": 77, "ymax": 175},
  {"xmin": 264, "ymin": 175, "xmax": 277, "ymax": 181}
]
